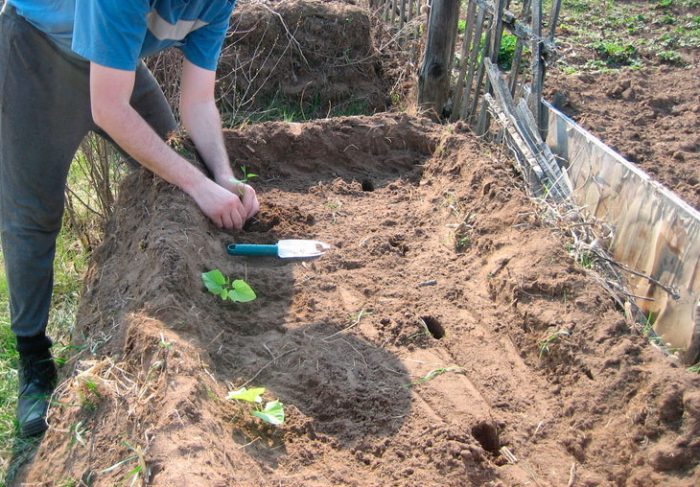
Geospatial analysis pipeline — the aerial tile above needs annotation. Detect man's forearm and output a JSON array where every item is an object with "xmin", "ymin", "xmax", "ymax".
[
  {"xmin": 94, "ymin": 101, "xmax": 205, "ymax": 194},
  {"xmin": 90, "ymin": 62, "xmax": 254, "ymax": 230},
  {"xmin": 181, "ymin": 98, "xmax": 233, "ymax": 184}
]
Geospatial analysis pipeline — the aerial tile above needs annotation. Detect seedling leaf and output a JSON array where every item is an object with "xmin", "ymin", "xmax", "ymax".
[
  {"xmin": 202, "ymin": 270, "xmax": 256, "ymax": 304},
  {"xmin": 202, "ymin": 269, "xmax": 227, "ymax": 295},
  {"xmin": 227, "ymin": 387, "xmax": 265, "ymax": 403},
  {"xmin": 229, "ymin": 279, "xmax": 257, "ymax": 303},
  {"xmin": 252, "ymin": 400, "xmax": 285, "ymax": 425},
  {"xmin": 409, "ymin": 366, "xmax": 466, "ymax": 386}
]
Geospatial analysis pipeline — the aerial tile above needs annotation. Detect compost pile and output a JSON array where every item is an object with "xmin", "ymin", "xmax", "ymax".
[{"xmin": 217, "ymin": 0, "xmax": 388, "ymax": 116}]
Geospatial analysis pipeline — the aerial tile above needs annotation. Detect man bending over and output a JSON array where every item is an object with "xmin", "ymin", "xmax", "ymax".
[{"xmin": 0, "ymin": 0, "xmax": 258, "ymax": 436}]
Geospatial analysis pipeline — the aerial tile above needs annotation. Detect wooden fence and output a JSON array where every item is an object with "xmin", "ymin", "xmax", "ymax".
[
  {"xmin": 371, "ymin": 0, "xmax": 428, "ymax": 26},
  {"xmin": 412, "ymin": 1, "xmax": 561, "ymax": 130},
  {"xmin": 376, "ymin": 0, "xmax": 568, "ymax": 199},
  {"xmin": 377, "ymin": 0, "xmax": 700, "ymax": 363},
  {"xmin": 545, "ymin": 102, "xmax": 700, "ymax": 364}
]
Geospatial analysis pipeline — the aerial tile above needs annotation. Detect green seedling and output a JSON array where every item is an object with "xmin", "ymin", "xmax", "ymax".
[
  {"xmin": 158, "ymin": 333, "xmax": 172, "ymax": 350},
  {"xmin": 454, "ymin": 227, "xmax": 471, "ymax": 252},
  {"xmin": 69, "ymin": 421, "xmax": 87, "ymax": 448},
  {"xmin": 408, "ymin": 366, "xmax": 466, "ymax": 387},
  {"xmin": 577, "ymin": 251, "xmax": 595, "ymax": 269},
  {"xmin": 78, "ymin": 378, "xmax": 102, "ymax": 413},
  {"xmin": 656, "ymin": 49, "xmax": 684, "ymax": 64},
  {"xmin": 687, "ymin": 363, "xmax": 700, "ymax": 373},
  {"xmin": 538, "ymin": 329, "xmax": 570, "ymax": 359},
  {"xmin": 227, "ymin": 387, "xmax": 285, "ymax": 425},
  {"xmin": 226, "ymin": 166, "xmax": 256, "ymax": 199},
  {"xmin": 592, "ymin": 40, "xmax": 638, "ymax": 67},
  {"xmin": 239, "ymin": 165, "xmax": 257, "ymax": 184},
  {"xmin": 641, "ymin": 312, "xmax": 664, "ymax": 346},
  {"xmin": 202, "ymin": 270, "xmax": 256, "ymax": 303}
]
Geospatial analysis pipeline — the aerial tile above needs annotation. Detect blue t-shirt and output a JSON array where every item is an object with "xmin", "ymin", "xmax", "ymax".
[{"xmin": 8, "ymin": 0, "xmax": 235, "ymax": 71}]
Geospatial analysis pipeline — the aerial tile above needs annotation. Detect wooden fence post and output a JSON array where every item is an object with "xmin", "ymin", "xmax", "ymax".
[
  {"xmin": 450, "ymin": 0, "xmax": 477, "ymax": 122},
  {"xmin": 529, "ymin": 0, "xmax": 544, "ymax": 135},
  {"xmin": 476, "ymin": 0, "xmax": 506, "ymax": 135},
  {"xmin": 417, "ymin": 0, "xmax": 460, "ymax": 118}
]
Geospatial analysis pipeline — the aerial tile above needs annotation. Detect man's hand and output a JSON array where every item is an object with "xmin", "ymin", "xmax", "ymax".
[
  {"xmin": 216, "ymin": 176, "xmax": 260, "ymax": 220},
  {"xmin": 180, "ymin": 59, "xmax": 260, "ymax": 223},
  {"xmin": 90, "ymin": 62, "xmax": 259, "ymax": 230},
  {"xmin": 187, "ymin": 177, "xmax": 251, "ymax": 230}
]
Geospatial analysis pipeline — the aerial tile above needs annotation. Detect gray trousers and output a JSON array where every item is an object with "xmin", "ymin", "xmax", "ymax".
[{"xmin": 0, "ymin": 5, "xmax": 177, "ymax": 338}]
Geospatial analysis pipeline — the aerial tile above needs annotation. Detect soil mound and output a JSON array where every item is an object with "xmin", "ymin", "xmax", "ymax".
[
  {"xmin": 218, "ymin": 0, "xmax": 387, "ymax": 118},
  {"xmin": 13, "ymin": 114, "xmax": 700, "ymax": 486}
]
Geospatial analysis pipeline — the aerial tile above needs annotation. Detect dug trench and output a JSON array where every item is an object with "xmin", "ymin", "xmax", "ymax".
[{"xmin": 13, "ymin": 114, "xmax": 700, "ymax": 486}]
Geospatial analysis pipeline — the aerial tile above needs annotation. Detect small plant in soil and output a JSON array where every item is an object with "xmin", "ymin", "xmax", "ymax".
[
  {"xmin": 68, "ymin": 421, "xmax": 87, "ymax": 448},
  {"xmin": 238, "ymin": 165, "xmax": 258, "ymax": 184},
  {"xmin": 592, "ymin": 40, "xmax": 639, "ymax": 67},
  {"xmin": 78, "ymin": 378, "xmax": 102, "ymax": 413},
  {"xmin": 538, "ymin": 329, "xmax": 571, "ymax": 359},
  {"xmin": 454, "ymin": 224, "xmax": 472, "ymax": 252},
  {"xmin": 656, "ymin": 49, "xmax": 684, "ymax": 64},
  {"xmin": 408, "ymin": 366, "xmax": 466, "ymax": 387},
  {"xmin": 158, "ymin": 332, "xmax": 172, "ymax": 350},
  {"xmin": 687, "ymin": 363, "xmax": 700, "ymax": 373},
  {"xmin": 641, "ymin": 312, "xmax": 663, "ymax": 346},
  {"xmin": 227, "ymin": 387, "xmax": 285, "ymax": 425},
  {"xmin": 202, "ymin": 270, "xmax": 256, "ymax": 303}
]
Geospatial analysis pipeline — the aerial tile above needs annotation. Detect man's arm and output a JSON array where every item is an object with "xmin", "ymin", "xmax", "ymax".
[
  {"xmin": 179, "ymin": 58, "xmax": 258, "ymax": 219},
  {"xmin": 90, "ymin": 63, "xmax": 250, "ymax": 230}
]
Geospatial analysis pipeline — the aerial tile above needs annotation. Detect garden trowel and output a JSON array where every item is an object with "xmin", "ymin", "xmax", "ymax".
[{"xmin": 227, "ymin": 239, "xmax": 330, "ymax": 259}]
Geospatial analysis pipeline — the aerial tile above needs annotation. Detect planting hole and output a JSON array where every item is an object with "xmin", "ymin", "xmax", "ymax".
[
  {"xmin": 421, "ymin": 316, "xmax": 445, "ymax": 339},
  {"xmin": 471, "ymin": 421, "xmax": 500, "ymax": 453},
  {"xmin": 361, "ymin": 179, "xmax": 375, "ymax": 192}
]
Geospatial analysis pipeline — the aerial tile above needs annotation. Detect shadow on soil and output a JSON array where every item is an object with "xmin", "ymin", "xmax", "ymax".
[{"xmin": 4, "ymin": 435, "xmax": 41, "ymax": 486}]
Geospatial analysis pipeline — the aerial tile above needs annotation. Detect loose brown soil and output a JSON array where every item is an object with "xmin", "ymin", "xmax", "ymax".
[
  {"xmin": 548, "ymin": 66, "xmax": 700, "ymax": 211},
  {"xmin": 6, "ymin": 2, "xmax": 700, "ymax": 486},
  {"xmin": 13, "ymin": 114, "xmax": 700, "ymax": 486}
]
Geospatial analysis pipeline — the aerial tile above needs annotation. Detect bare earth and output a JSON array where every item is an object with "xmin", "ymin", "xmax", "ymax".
[
  {"xmin": 548, "ymin": 66, "xmax": 700, "ymax": 210},
  {"xmin": 8, "ymin": 1, "xmax": 700, "ymax": 485},
  {"xmin": 13, "ymin": 114, "xmax": 700, "ymax": 486}
]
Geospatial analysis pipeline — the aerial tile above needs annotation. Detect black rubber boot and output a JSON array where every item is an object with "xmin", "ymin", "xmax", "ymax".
[{"xmin": 17, "ymin": 350, "xmax": 57, "ymax": 437}]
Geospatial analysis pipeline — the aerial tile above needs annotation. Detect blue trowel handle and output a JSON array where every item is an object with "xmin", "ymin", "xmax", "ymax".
[{"xmin": 227, "ymin": 243, "xmax": 279, "ymax": 256}]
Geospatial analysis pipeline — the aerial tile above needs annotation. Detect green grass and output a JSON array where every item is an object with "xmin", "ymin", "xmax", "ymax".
[
  {"xmin": 223, "ymin": 92, "xmax": 373, "ymax": 127},
  {"xmin": 498, "ymin": 33, "xmax": 518, "ymax": 70},
  {"xmin": 553, "ymin": 0, "xmax": 698, "ymax": 74}
]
